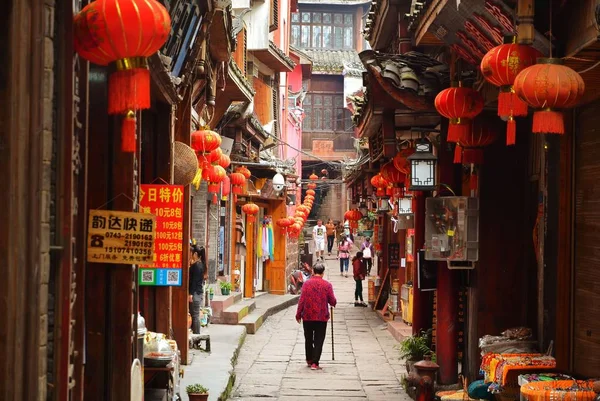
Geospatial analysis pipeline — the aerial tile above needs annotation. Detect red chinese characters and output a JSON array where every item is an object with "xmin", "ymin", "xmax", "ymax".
[{"xmin": 140, "ymin": 184, "xmax": 185, "ymax": 268}]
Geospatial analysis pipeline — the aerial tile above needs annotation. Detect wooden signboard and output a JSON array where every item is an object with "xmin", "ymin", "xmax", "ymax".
[
  {"xmin": 87, "ymin": 210, "xmax": 156, "ymax": 264},
  {"xmin": 388, "ymin": 243, "xmax": 401, "ymax": 268}
]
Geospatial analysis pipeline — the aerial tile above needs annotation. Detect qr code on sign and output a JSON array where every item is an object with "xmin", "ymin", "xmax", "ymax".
[
  {"xmin": 141, "ymin": 270, "xmax": 154, "ymax": 283},
  {"xmin": 167, "ymin": 270, "xmax": 180, "ymax": 285}
]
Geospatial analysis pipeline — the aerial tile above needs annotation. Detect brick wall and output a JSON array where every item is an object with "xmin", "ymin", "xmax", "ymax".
[
  {"xmin": 317, "ymin": 183, "xmax": 344, "ymax": 223},
  {"xmin": 285, "ymin": 237, "xmax": 299, "ymax": 293}
]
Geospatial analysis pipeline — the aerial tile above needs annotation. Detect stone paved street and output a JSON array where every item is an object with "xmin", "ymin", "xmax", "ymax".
[{"xmin": 231, "ymin": 258, "xmax": 412, "ymax": 400}]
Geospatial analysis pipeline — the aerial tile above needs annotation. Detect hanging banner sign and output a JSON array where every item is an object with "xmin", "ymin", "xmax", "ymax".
[
  {"xmin": 87, "ymin": 210, "xmax": 156, "ymax": 264},
  {"xmin": 138, "ymin": 184, "xmax": 184, "ymax": 286}
]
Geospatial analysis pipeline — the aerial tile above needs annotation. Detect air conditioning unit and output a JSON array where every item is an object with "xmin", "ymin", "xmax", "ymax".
[{"xmin": 425, "ymin": 197, "xmax": 479, "ymax": 268}]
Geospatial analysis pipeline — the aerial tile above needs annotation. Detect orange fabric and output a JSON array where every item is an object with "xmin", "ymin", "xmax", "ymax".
[
  {"xmin": 521, "ymin": 380, "xmax": 595, "ymax": 401},
  {"xmin": 325, "ymin": 223, "xmax": 335, "ymax": 236}
]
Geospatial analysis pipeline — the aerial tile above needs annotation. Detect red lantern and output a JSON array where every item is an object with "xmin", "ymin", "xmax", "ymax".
[
  {"xmin": 393, "ymin": 148, "xmax": 414, "ymax": 175},
  {"xmin": 297, "ymin": 205, "xmax": 310, "ymax": 215},
  {"xmin": 306, "ymin": 189, "xmax": 316, "ymax": 197},
  {"xmin": 236, "ymin": 166, "xmax": 252, "ymax": 179},
  {"xmin": 344, "ymin": 209, "xmax": 363, "ymax": 222},
  {"xmin": 221, "ymin": 174, "xmax": 231, "ymax": 201},
  {"xmin": 514, "ymin": 58, "xmax": 585, "ymax": 135},
  {"xmin": 242, "ymin": 202, "xmax": 259, "ymax": 223},
  {"xmin": 288, "ymin": 222, "xmax": 302, "ymax": 238},
  {"xmin": 381, "ymin": 162, "xmax": 405, "ymax": 186},
  {"xmin": 435, "ymin": 84, "xmax": 484, "ymax": 143},
  {"xmin": 230, "ymin": 172, "xmax": 246, "ymax": 201},
  {"xmin": 73, "ymin": 0, "xmax": 171, "ymax": 152},
  {"xmin": 455, "ymin": 117, "xmax": 499, "ymax": 165},
  {"xmin": 276, "ymin": 217, "xmax": 293, "ymax": 235},
  {"xmin": 307, "ymin": 183, "xmax": 317, "ymax": 190},
  {"xmin": 191, "ymin": 130, "xmax": 222, "ymax": 165},
  {"xmin": 370, "ymin": 174, "xmax": 389, "ymax": 197},
  {"xmin": 218, "ymin": 153, "xmax": 231, "ymax": 169},
  {"xmin": 206, "ymin": 165, "xmax": 226, "ymax": 204},
  {"xmin": 309, "ymin": 173, "xmax": 319, "ymax": 181},
  {"xmin": 209, "ymin": 148, "xmax": 223, "ymax": 164},
  {"xmin": 480, "ymin": 37, "xmax": 542, "ymax": 145}
]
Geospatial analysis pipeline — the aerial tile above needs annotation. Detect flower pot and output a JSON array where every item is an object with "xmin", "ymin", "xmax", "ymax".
[
  {"xmin": 209, "ymin": 293, "xmax": 214, "ymax": 300},
  {"xmin": 221, "ymin": 289, "xmax": 230, "ymax": 296},
  {"xmin": 188, "ymin": 393, "xmax": 209, "ymax": 401}
]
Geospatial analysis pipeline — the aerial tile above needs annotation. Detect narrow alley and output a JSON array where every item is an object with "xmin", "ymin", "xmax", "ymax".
[{"xmin": 231, "ymin": 258, "xmax": 411, "ymax": 401}]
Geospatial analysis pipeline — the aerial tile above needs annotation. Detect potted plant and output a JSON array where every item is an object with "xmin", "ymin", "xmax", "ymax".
[
  {"xmin": 360, "ymin": 211, "xmax": 377, "ymax": 237},
  {"xmin": 209, "ymin": 287, "xmax": 214, "ymax": 300},
  {"xmin": 220, "ymin": 281, "xmax": 232, "ymax": 296},
  {"xmin": 186, "ymin": 384, "xmax": 209, "ymax": 401},
  {"xmin": 399, "ymin": 330, "xmax": 432, "ymax": 373}
]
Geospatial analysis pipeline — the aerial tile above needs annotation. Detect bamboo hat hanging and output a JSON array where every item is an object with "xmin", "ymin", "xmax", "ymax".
[{"xmin": 73, "ymin": 0, "xmax": 171, "ymax": 152}]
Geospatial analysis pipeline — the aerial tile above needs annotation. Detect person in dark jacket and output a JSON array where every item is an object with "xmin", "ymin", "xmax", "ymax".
[
  {"xmin": 189, "ymin": 245, "xmax": 207, "ymax": 334},
  {"xmin": 352, "ymin": 252, "xmax": 367, "ymax": 307},
  {"xmin": 295, "ymin": 262, "xmax": 337, "ymax": 370}
]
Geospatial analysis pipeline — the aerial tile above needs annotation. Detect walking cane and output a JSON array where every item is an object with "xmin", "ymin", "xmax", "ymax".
[{"xmin": 330, "ymin": 306, "xmax": 335, "ymax": 360}]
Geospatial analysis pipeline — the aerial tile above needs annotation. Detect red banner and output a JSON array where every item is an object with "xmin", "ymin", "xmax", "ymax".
[{"xmin": 140, "ymin": 184, "xmax": 184, "ymax": 268}]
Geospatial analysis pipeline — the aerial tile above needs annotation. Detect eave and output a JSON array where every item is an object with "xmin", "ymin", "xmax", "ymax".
[
  {"xmin": 149, "ymin": 53, "xmax": 182, "ymax": 105},
  {"xmin": 364, "ymin": 0, "xmax": 403, "ymax": 51},
  {"xmin": 224, "ymin": 60, "xmax": 255, "ymax": 102},
  {"xmin": 250, "ymin": 41, "xmax": 296, "ymax": 73}
]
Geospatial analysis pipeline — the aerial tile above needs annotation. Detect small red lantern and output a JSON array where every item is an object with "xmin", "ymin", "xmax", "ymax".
[
  {"xmin": 307, "ymin": 182, "xmax": 317, "ymax": 190},
  {"xmin": 236, "ymin": 166, "xmax": 252, "ymax": 179},
  {"xmin": 288, "ymin": 222, "xmax": 302, "ymax": 238},
  {"xmin": 73, "ymin": 0, "xmax": 171, "ymax": 152},
  {"xmin": 435, "ymin": 84, "xmax": 484, "ymax": 143},
  {"xmin": 221, "ymin": 174, "xmax": 231, "ymax": 201},
  {"xmin": 191, "ymin": 130, "xmax": 222, "ymax": 162},
  {"xmin": 276, "ymin": 217, "xmax": 293, "ymax": 235},
  {"xmin": 242, "ymin": 202, "xmax": 259, "ymax": 223},
  {"xmin": 381, "ymin": 162, "xmax": 405, "ymax": 186},
  {"xmin": 309, "ymin": 173, "xmax": 319, "ymax": 181},
  {"xmin": 297, "ymin": 205, "xmax": 310, "ymax": 215},
  {"xmin": 230, "ymin": 172, "xmax": 246, "ymax": 201},
  {"xmin": 206, "ymin": 165, "xmax": 226, "ymax": 204},
  {"xmin": 393, "ymin": 148, "xmax": 414, "ymax": 175},
  {"xmin": 370, "ymin": 174, "xmax": 389, "ymax": 197},
  {"xmin": 514, "ymin": 58, "xmax": 585, "ymax": 135},
  {"xmin": 209, "ymin": 148, "xmax": 223, "ymax": 164},
  {"xmin": 306, "ymin": 189, "xmax": 316, "ymax": 197},
  {"xmin": 455, "ymin": 117, "xmax": 499, "ymax": 165}
]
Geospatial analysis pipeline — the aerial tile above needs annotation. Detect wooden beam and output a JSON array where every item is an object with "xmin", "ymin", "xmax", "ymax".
[{"xmin": 415, "ymin": 0, "xmax": 448, "ymax": 47}]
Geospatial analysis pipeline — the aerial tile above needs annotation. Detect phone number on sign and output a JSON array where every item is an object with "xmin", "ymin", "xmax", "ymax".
[
  {"xmin": 105, "ymin": 232, "xmax": 154, "ymax": 240},
  {"xmin": 124, "ymin": 240, "xmax": 153, "ymax": 248},
  {"xmin": 104, "ymin": 247, "xmax": 152, "ymax": 256}
]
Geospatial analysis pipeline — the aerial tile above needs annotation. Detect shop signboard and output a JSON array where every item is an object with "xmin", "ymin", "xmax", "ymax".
[
  {"xmin": 138, "ymin": 184, "xmax": 185, "ymax": 286},
  {"xmin": 87, "ymin": 210, "xmax": 156, "ymax": 264},
  {"xmin": 388, "ymin": 243, "xmax": 401, "ymax": 268}
]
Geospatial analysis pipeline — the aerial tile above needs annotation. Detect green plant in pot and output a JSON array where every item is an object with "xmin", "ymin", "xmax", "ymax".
[
  {"xmin": 209, "ymin": 287, "xmax": 214, "ymax": 300},
  {"xmin": 220, "ymin": 281, "xmax": 232, "ymax": 295},
  {"xmin": 186, "ymin": 384, "xmax": 209, "ymax": 401},
  {"xmin": 399, "ymin": 330, "xmax": 433, "ymax": 373}
]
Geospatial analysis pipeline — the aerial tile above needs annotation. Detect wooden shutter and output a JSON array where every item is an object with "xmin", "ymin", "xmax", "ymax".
[
  {"xmin": 269, "ymin": 0, "xmax": 279, "ymax": 32},
  {"xmin": 272, "ymin": 87, "xmax": 279, "ymax": 137},
  {"xmin": 573, "ymin": 99, "xmax": 600, "ymax": 377}
]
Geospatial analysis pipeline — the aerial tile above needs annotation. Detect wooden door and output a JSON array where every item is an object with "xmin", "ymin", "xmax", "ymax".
[{"xmin": 574, "ymin": 99, "xmax": 600, "ymax": 377}]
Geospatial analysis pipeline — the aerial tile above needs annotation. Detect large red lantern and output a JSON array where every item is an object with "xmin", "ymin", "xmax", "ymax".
[
  {"xmin": 236, "ymin": 166, "xmax": 252, "ymax": 179},
  {"xmin": 370, "ymin": 174, "xmax": 389, "ymax": 197},
  {"xmin": 435, "ymin": 84, "xmax": 484, "ymax": 143},
  {"xmin": 381, "ymin": 162, "xmax": 405, "ymax": 185},
  {"xmin": 276, "ymin": 217, "xmax": 293, "ymax": 235},
  {"xmin": 209, "ymin": 148, "xmax": 223, "ymax": 164},
  {"xmin": 191, "ymin": 130, "xmax": 222, "ymax": 164},
  {"xmin": 480, "ymin": 37, "xmax": 542, "ymax": 145},
  {"xmin": 242, "ymin": 202, "xmax": 259, "ymax": 223},
  {"xmin": 514, "ymin": 58, "xmax": 585, "ymax": 135},
  {"xmin": 455, "ymin": 117, "xmax": 499, "ymax": 165},
  {"xmin": 73, "ymin": 0, "xmax": 171, "ymax": 152},
  {"xmin": 205, "ymin": 165, "xmax": 226, "ymax": 204}
]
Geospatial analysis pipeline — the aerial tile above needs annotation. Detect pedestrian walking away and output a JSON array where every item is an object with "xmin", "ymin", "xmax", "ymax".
[
  {"xmin": 295, "ymin": 262, "xmax": 337, "ymax": 370},
  {"xmin": 361, "ymin": 236, "xmax": 374, "ymax": 275},
  {"xmin": 352, "ymin": 251, "xmax": 367, "ymax": 307},
  {"xmin": 325, "ymin": 218, "xmax": 336, "ymax": 256},
  {"xmin": 189, "ymin": 244, "xmax": 208, "ymax": 334},
  {"xmin": 312, "ymin": 219, "xmax": 326, "ymax": 259},
  {"xmin": 337, "ymin": 234, "xmax": 352, "ymax": 277}
]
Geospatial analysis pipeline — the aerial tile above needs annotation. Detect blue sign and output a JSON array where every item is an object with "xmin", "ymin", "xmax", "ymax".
[{"xmin": 139, "ymin": 268, "xmax": 182, "ymax": 286}]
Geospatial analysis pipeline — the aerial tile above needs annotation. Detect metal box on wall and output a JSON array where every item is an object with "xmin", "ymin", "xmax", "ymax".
[{"xmin": 425, "ymin": 197, "xmax": 479, "ymax": 263}]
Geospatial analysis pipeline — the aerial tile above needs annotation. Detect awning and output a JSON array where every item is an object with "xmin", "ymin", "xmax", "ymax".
[{"xmin": 251, "ymin": 41, "xmax": 296, "ymax": 73}]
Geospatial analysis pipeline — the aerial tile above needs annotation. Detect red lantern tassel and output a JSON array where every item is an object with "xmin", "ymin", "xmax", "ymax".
[
  {"xmin": 532, "ymin": 110, "xmax": 565, "ymax": 134},
  {"xmin": 506, "ymin": 117, "xmax": 516, "ymax": 146},
  {"xmin": 121, "ymin": 111, "xmax": 137, "ymax": 153},
  {"xmin": 469, "ymin": 174, "xmax": 478, "ymax": 192},
  {"xmin": 511, "ymin": 94, "xmax": 528, "ymax": 117},
  {"xmin": 462, "ymin": 148, "xmax": 483, "ymax": 165},
  {"xmin": 248, "ymin": 215, "xmax": 255, "ymax": 223},
  {"xmin": 497, "ymin": 91, "xmax": 513, "ymax": 117},
  {"xmin": 454, "ymin": 144, "xmax": 462, "ymax": 164},
  {"xmin": 448, "ymin": 122, "xmax": 470, "ymax": 143},
  {"xmin": 108, "ymin": 67, "xmax": 151, "ymax": 115}
]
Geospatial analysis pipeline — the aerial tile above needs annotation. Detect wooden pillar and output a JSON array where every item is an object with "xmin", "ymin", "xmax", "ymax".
[
  {"xmin": 412, "ymin": 193, "xmax": 427, "ymax": 335},
  {"xmin": 436, "ymin": 124, "xmax": 459, "ymax": 384},
  {"xmin": 517, "ymin": 0, "xmax": 535, "ymax": 44}
]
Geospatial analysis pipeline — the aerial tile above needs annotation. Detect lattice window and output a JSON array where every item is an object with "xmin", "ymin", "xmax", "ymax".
[
  {"xmin": 291, "ymin": 10, "xmax": 354, "ymax": 49},
  {"xmin": 302, "ymin": 93, "xmax": 353, "ymax": 133}
]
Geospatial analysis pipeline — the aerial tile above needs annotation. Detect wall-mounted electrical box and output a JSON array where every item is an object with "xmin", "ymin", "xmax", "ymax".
[{"xmin": 425, "ymin": 197, "xmax": 479, "ymax": 266}]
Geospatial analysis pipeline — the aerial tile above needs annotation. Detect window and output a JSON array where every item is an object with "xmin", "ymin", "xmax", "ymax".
[
  {"xmin": 302, "ymin": 93, "xmax": 353, "ymax": 132},
  {"xmin": 291, "ymin": 10, "xmax": 354, "ymax": 49}
]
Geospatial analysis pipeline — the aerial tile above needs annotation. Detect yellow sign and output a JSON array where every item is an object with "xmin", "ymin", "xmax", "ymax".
[{"xmin": 87, "ymin": 210, "xmax": 156, "ymax": 264}]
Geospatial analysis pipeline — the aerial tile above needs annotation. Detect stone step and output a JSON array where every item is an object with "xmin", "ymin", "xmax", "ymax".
[
  {"xmin": 238, "ymin": 294, "xmax": 300, "ymax": 334},
  {"xmin": 220, "ymin": 299, "xmax": 256, "ymax": 325},
  {"xmin": 210, "ymin": 291, "xmax": 243, "ymax": 323}
]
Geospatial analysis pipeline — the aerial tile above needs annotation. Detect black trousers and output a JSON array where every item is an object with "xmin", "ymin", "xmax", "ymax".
[
  {"xmin": 327, "ymin": 235, "xmax": 335, "ymax": 253},
  {"xmin": 364, "ymin": 257, "xmax": 372, "ymax": 274},
  {"xmin": 303, "ymin": 321, "xmax": 327, "ymax": 366},
  {"xmin": 354, "ymin": 279, "xmax": 363, "ymax": 301}
]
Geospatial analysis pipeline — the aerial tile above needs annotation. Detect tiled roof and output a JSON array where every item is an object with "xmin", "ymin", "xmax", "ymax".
[{"xmin": 303, "ymin": 49, "xmax": 364, "ymax": 75}]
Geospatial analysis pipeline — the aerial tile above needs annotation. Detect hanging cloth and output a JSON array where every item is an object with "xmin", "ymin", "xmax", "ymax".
[
  {"xmin": 257, "ymin": 225, "xmax": 263, "ymax": 258},
  {"xmin": 262, "ymin": 225, "xmax": 270, "ymax": 260},
  {"xmin": 268, "ymin": 223, "xmax": 275, "ymax": 257}
]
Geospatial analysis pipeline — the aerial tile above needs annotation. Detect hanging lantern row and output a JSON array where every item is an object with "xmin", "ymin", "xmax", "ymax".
[
  {"xmin": 454, "ymin": 117, "xmax": 498, "ymax": 165},
  {"xmin": 480, "ymin": 36, "xmax": 542, "ymax": 145},
  {"xmin": 73, "ymin": 0, "xmax": 171, "ymax": 153},
  {"xmin": 221, "ymin": 174, "xmax": 231, "ymax": 201},
  {"xmin": 230, "ymin": 172, "xmax": 246, "ymax": 202}
]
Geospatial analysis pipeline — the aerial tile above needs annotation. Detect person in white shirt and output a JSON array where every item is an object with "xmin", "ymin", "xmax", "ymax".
[{"xmin": 312, "ymin": 220, "xmax": 326, "ymax": 259}]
